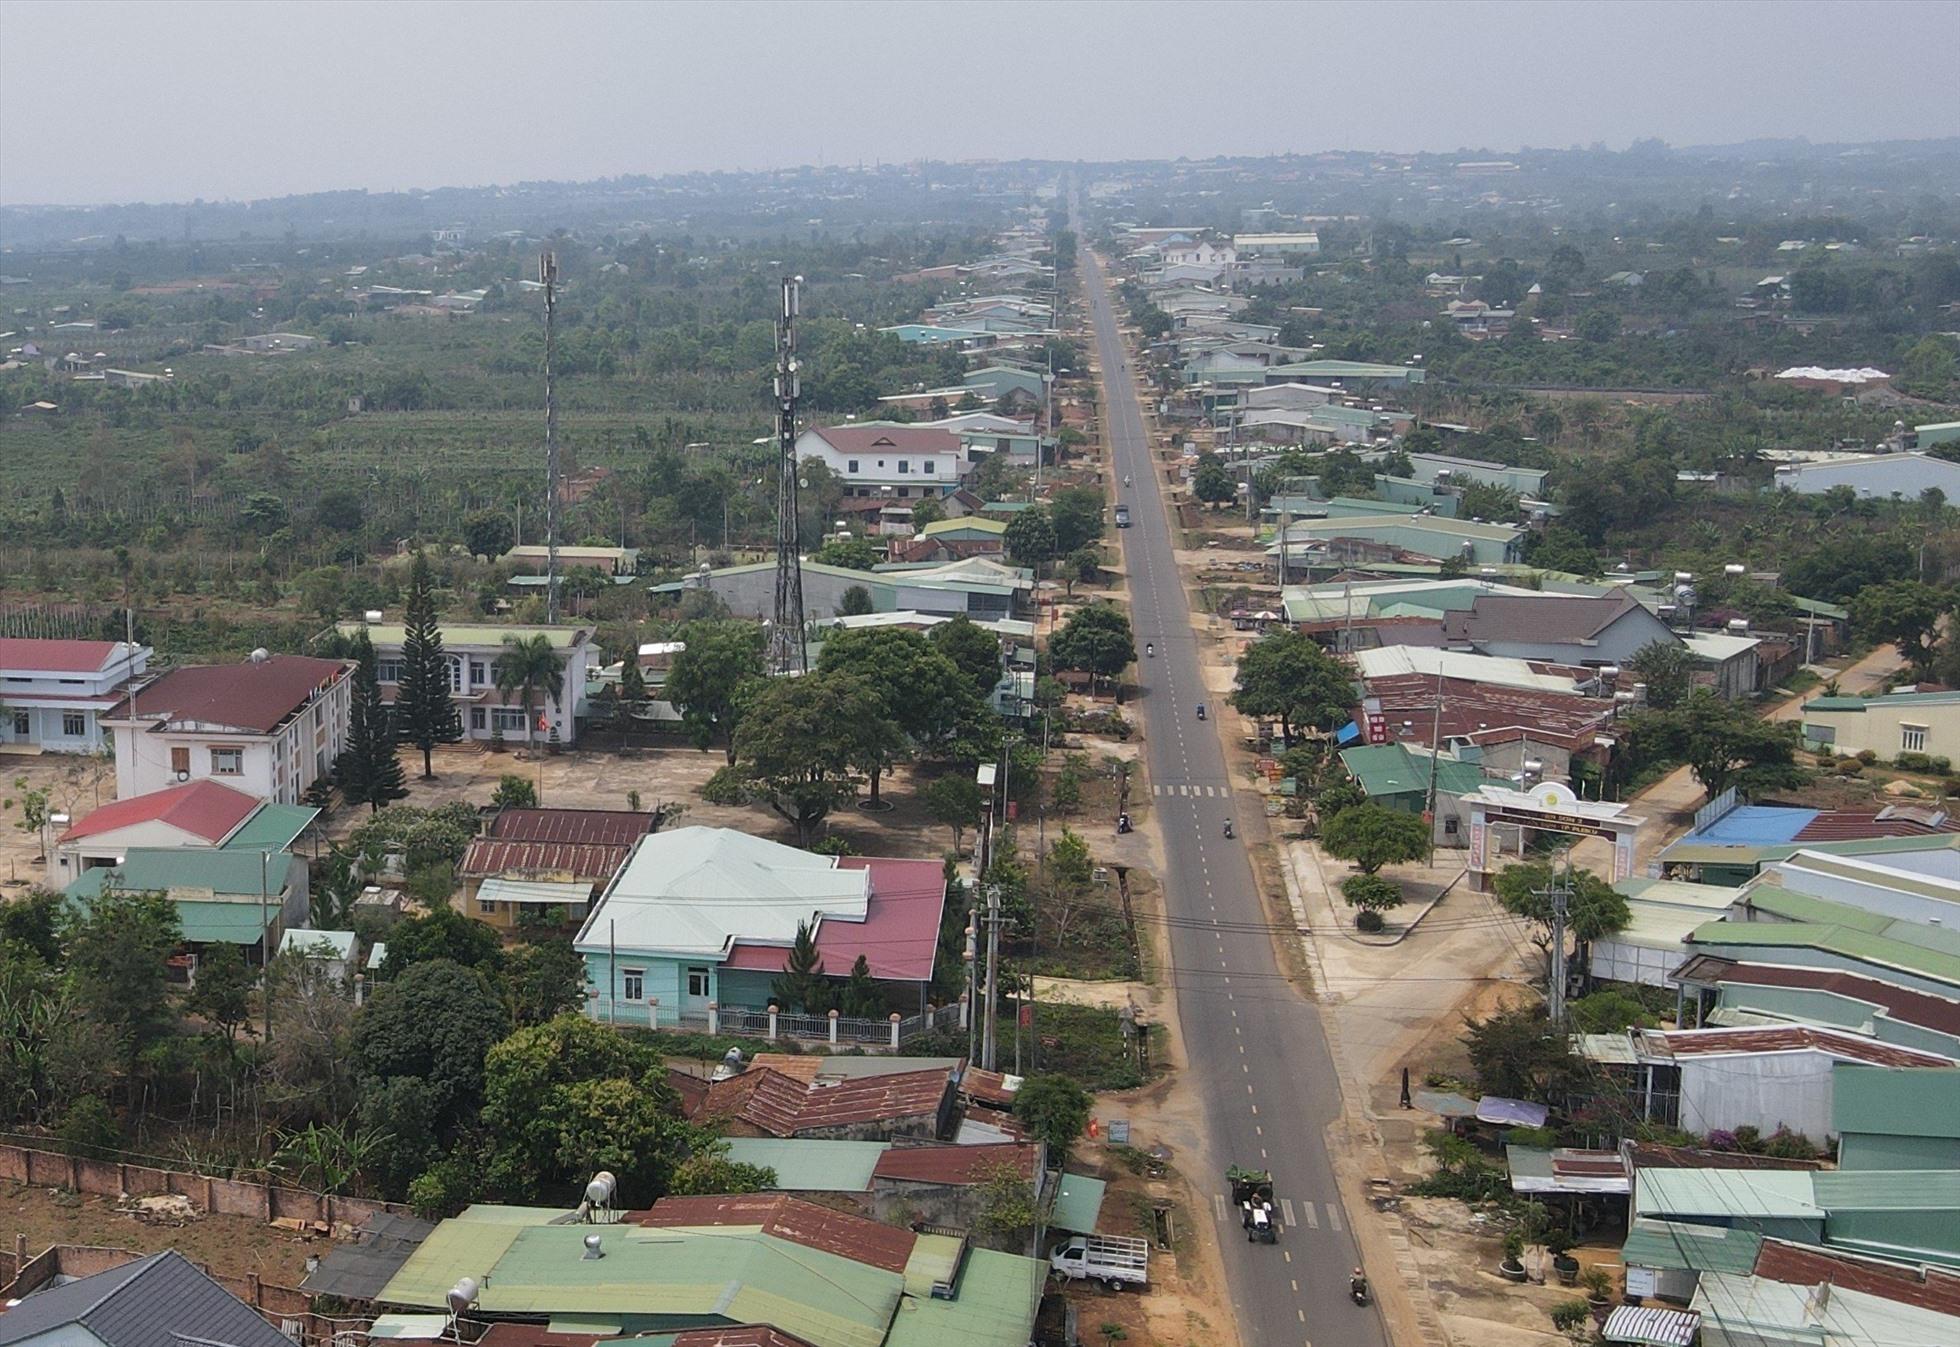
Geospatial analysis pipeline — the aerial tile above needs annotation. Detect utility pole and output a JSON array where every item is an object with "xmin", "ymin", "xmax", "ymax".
[
  {"xmin": 1423, "ymin": 664, "xmax": 1445, "ymax": 867},
  {"xmin": 769, "ymin": 276, "xmax": 808, "ymax": 674},
  {"xmin": 1540, "ymin": 852, "xmax": 1573, "ymax": 1023},
  {"xmin": 982, "ymin": 883, "xmax": 1002, "ymax": 1071},
  {"xmin": 541, "ymin": 252, "xmax": 560, "ymax": 625}
]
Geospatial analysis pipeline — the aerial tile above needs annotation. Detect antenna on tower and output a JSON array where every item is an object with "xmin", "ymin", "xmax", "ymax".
[
  {"xmin": 541, "ymin": 250, "xmax": 561, "ymax": 625},
  {"xmin": 769, "ymin": 275, "xmax": 808, "ymax": 674}
]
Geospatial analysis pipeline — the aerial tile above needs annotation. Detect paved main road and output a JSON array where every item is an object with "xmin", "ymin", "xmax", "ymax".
[{"xmin": 1081, "ymin": 247, "xmax": 1387, "ymax": 1347}]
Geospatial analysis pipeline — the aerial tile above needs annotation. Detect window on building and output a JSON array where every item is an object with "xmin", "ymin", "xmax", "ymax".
[
  {"xmin": 477, "ymin": 897, "xmax": 499, "ymax": 915},
  {"xmin": 447, "ymin": 658, "xmax": 464, "ymax": 693},
  {"xmin": 11, "ymin": 711, "xmax": 28, "ymax": 736},
  {"xmin": 211, "ymin": 747, "xmax": 243, "ymax": 775},
  {"xmin": 493, "ymin": 707, "xmax": 529, "ymax": 732},
  {"xmin": 170, "ymin": 746, "xmax": 191, "ymax": 775},
  {"xmin": 470, "ymin": 707, "xmax": 487, "ymax": 731},
  {"xmin": 1902, "ymin": 724, "xmax": 1929, "ymax": 753},
  {"xmin": 376, "ymin": 658, "xmax": 404, "ymax": 684},
  {"xmin": 847, "ymin": 459, "xmax": 859, "ymax": 473},
  {"xmin": 923, "ymin": 460, "xmax": 935, "ymax": 474},
  {"xmin": 687, "ymin": 967, "xmax": 711, "ymax": 999},
  {"xmin": 897, "ymin": 460, "xmax": 910, "ymax": 473},
  {"xmin": 621, "ymin": 968, "xmax": 646, "ymax": 1002},
  {"xmin": 470, "ymin": 660, "xmax": 489, "ymax": 687},
  {"xmin": 62, "ymin": 712, "xmax": 86, "ymax": 737}
]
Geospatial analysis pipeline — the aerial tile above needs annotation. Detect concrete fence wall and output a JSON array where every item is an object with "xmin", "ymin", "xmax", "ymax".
[{"xmin": 0, "ymin": 1139, "xmax": 406, "ymax": 1229}]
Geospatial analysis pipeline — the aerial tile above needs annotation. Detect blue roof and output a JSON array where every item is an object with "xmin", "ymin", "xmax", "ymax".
[
  {"xmin": 1675, "ymin": 804, "xmax": 1818, "ymax": 848},
  {"xmin": 1336, "ymin": 720, "xmax": 1361, "ymax": 745}
]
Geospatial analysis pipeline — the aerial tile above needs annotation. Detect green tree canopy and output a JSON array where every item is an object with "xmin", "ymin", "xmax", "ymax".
[
  {"xmin": 1048, "ymin": 486, "xmax": 1107, "ymax": 553},
  {"xmin": 1492, "ymin": 861, "xmax": 1631, "ymax": 958},
  {"xmin": 1319, "ymin": 803, "xmax": 1428, "ymax": 874},
  {"xmin": 1193, "ymin": 453, "xmax": 1236, "ymax": 506},
  {"xmin": 1230, "ymin": 630, "xmax": 1356, "ymax": 741},
  {"xmin": 923, "ymin": 773, "xmax": 984, "ymax": 855},
  {"xmin": 1004, "ymin": 507, "xmax": 1058, "ymax": 573},
  {"xmin": 732, "ymin": 671, "xmax": 877, "ymax": 843},
  {"xmin": 1850, "ymin": 579, "xmax": 1947, "ymax": 673},
  {"xmin": 1628, "ymin": 639, "xmax": 1696, "ymax": 711},
  {"xmin": 1013, "ymin": 1073, "xmax": 1092, "ymax": 1157},
  {"xmin": 1049, "ymin": 603, "xmax": 1135, "ymax": 686},
  {"xmin": 494, "ymin": 634, "xmax": 567, "ymax": 743},
  {"xmin": 379, "ymin": 907, "xmax": 506, "ymax": 979},
  {"xmin": 929, "ymin": 616, "xmax": 1004, "ymax": 700},
  {"xmin": 397, "ymin": 554, "xmax": 462, "ymax": 777},
  {"xmin": 813, "ymin": 537, "xmax": 880, "ymax": 571},
  {"xmin": 1630, "ymin": 692, "xmax": 1805, "ymax": 800},
  {"xmin": 666, "ymin": 620, "xmax": 766, "ymax": 762},
  {"xmin": 353, "ymin": 959, "xmax": 510, "ymax": 1132}
]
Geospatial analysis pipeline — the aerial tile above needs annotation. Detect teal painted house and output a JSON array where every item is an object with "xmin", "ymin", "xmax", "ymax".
[{"xmin": 575, "ymin": 827, "xmax": 945, "ymax": 1027}]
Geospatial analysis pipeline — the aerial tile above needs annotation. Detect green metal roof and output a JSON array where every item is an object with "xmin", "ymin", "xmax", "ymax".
[
  {"xmin": 1689, "ymin": 917, "xmax": 1960, "ymax": 988},
  {"xmin": 1811, "ymin": 1168, "xmax": 1960, "ymax": 1211},
  {"xmin": 1832, "ymin": 1065, "xmax": 1960, "ymax": 1141},
  {"xmin": 1634, "ymin": 1168, "xmax": 1823, "ymax": 1220},
  {"xmin": 1048, "ymin": 1173, "xmax": 1107, "ymax": 1235},
  {"xmin": 1620, "ymin": 1217, "xmax": 1763, "ymax": 1276},
  {"xmin": 721, "ymin": 1138, "xmax": 890, "ymax": 1192},
  {"xmin": 65, "ymin": 847, "xmax": 290, "ymax": 900},
  {"xmin": 900, "ymin": 1234, "xmax": 965, "ymax": 1299},
  {"xmin": 381, "ymin": 1219, "xmax": 901, "ymax": 1347},
  {"xmin": 220, "ymin": 803, "xmax": 318, "ymax": 852},
  {"xmin": 1661, "ymin": 832, "xmax": 1960, "ymax": 870},
  {"xmin": 882, "ymin": 1249, "xmax": 1045, "ymax": 1347},
  {"xmin": 1808, "ymin": 689, "xmax": 1960, "ymax": 712},
  {"xmin": 1340, "ymin": 744, "xmax": 1486, "ymax": 800}
]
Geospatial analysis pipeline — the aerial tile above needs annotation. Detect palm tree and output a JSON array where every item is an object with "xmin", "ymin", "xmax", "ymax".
[{"xmin": 494, "ymin": 633, "xmax": 566, "ymax": 747}]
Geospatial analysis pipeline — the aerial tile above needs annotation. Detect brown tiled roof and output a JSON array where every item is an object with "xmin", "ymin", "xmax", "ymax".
[
  {"xmin": 1637, "ymin": 1025, "xmax": 1954, "ymax": 1069},
  {"xmin": 1625, "ymin": 1141, "xmax": 1825, "ymax": 1172},
  {"xmin": 459, "ymin": 839, "xmax": 636, "ymax": 883},
  {"xmin": 1361, "ymin": 673, "xmax": 1619, "ymax": 753},
  {"xmin": 812, "ymin": 425, "xmax": 963, "ymax": 455},
  {"xmin": 1754, "ymin": 1237, "xmax": 1960, "ymax": 1316},
  {"xmin": 1718, "ymin": 963, "xmax": 1960, "ymax": 1037},
  {"xmin": 486, "ymin": 807, "xmax": 659, "ymax": 846},
  {"xmin": 108, "ymin": 655, "xmax": 350, "ymax": 735},
  {"xmin": 666, "ymin": 1068, "xmax": 711, "ymax": 1117},
  {"xmin": 631, "ymin": 1194, "xmax": 916, "ymax": 1273},
  {"xmin": 872, "ymin": 1142, "xmax": 1036, "ymax": 1186},
  {"xmin": 691, "ymin": 1066, "xmax": 952, "ymax": 1138}
]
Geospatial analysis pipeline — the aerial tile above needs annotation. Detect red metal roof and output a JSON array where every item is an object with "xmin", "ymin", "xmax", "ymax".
[
  {"xmin": 1641, "ymin": 1025, "xmax": 1955, "ymax": 1069},
  {"xmin": 1791, "ymin": 808, "xmax": 1960, "ymax": 841},
  {"xmin": 460, "ymin": 839, "xmax": 636, "ymax": 884},
  {"xmin": 1754, "ymin": 1237, "xmax": 1960, "ymax": 1316},
  {"xmin": 1625, "ymin": 1142, "xmax": 1824, "ymax": 1172},
  {"xmin": 694, "ymin": 1065, "xmax": 952, "ymax": 1138},
  {"xmin": 485, "ymin": 807, "xmax": 659, "ymax": 846},
  {"xmin": 872, "ymin": 1142, "xmax": 1037, "ymax": 1186},
  {"xmin": 721, "ymin": 855, "xmax": 945, "ymax": 983},
  {"xmin": 1719, "ymin": 963, "xmax": 1960, "ymax": 1038},
  {"xmin": 109, "ymin": 655, "xmax": 350, "ymax": 735},
  {"xmin": 669, "ymin": 1328, "xmax": 821, "ymax": 1347},
  {"xmin": 58, "ymin": 779, "xmax": 261, "ymax": 845},
  {"xmin": 960, "ymin": 1068, "xmax": 1020, "ymax": 1109},
  {"xmin": 0, "ymin": 638, "xmax": 125, "ymax": 673},
  {"xmin": 631, "ymin": 1193, "xmax": 916, "ymax": 1273}
]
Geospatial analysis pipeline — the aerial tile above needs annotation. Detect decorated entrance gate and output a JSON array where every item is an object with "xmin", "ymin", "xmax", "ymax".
[{"xmin": 1462, "ymin": 781, "xmax": 1644, "ymax": 891}]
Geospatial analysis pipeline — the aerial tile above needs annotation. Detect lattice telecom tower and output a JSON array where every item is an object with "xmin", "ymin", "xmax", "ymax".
[{"xmin": 768, "ymin": 275, "xmax": 807, "ymax": 674}]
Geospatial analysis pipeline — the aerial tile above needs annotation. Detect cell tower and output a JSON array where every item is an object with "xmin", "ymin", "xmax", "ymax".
[
  {"xmin": 768, "ymin": 275, "xmax": 807, "ymax": 674},
  {"xmin": 541, "ymin": 251, "xmax": 561, "ymax": 625}
]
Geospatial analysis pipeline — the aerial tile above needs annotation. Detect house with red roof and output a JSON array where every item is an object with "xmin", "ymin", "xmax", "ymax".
[
  {"xmin": 47, "ymin": 778, "xmax": 317, "ymax": 886},
  {"xmin": 100, "ymin": 652, "xmax": 352, "ymax": 805},
  {"xmin": 575, "ymin": 827, "xmax": 945, "ymax": 1031},
  {"xmin": 794, "ymin": 424, "xmax": 970, "ymax": 501},
  {"xmin": 0, "ymin": 637, "xmax": 150, "ymax": 754}
]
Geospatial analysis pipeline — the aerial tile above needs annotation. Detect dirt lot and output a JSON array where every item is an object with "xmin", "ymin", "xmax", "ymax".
[
  {"xmin": 0, "ymin": 750, "xmax": 117, "ymax": 893},
  {"xmin": 0, "ymin": 1181, "xmax": 321, "ymax": 1287}
]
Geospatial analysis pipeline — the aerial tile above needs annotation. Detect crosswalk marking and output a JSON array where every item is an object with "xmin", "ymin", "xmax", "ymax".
[
  {"xmin": 1326, "ymin": 1204, "xmax": 1342, "ymax": 1232},
  {"xmin": 1279, "ymin": 1198, "xmax": 1296, "ymax": 1227},
  {"xmin": 1213, "ymin": 1193, "xmax": 1227, "ymax": 1222},
  {"xmin": 1299, "ymin": 1202, "xmax": 1318, "ymax": 1229}
]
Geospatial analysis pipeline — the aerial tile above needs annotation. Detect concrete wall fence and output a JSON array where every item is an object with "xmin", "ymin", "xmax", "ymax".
[{"xmin": 0, "ymin": 1137, "xmax": 406, "ymax": 1228}]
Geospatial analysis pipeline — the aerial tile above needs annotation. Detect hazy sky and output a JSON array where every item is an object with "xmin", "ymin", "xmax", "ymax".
[{"xmin": 4, "ymin": 0, "xmax": 1958, "ymax": 206}]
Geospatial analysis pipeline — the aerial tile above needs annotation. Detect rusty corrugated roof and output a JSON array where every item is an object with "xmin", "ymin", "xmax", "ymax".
[
  {"xmin": 693, "ymin": 1066, "xmax": 951, "ymax": 1138},
  {"xmin": 1754, "ymin": 1237, "xmax": 1960, "ymax": 1316},
  {"xmin": 632, "ymin": 1194, "xmax": 917, "ymax": 1274},
  {"xmin": 872, "ymin": 1142, "xmax": 1036, "ymax": 1186}
]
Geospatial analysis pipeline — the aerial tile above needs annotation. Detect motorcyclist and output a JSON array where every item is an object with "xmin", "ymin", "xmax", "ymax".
[
  {"xmin": 1124, "ymin": 474, "xmax": 1132, "ymax": 488},
  {"xmin": 1223, "ymin": 819, "xmax": 1234, "ymax": 839},
  {"xmin": 1350, "ymin": 1268, "xmax": 1369, "ymax": 1303},
  {"xmin": 1146, "ymin": 642, "xmax": 1154, "ymax": 657}
]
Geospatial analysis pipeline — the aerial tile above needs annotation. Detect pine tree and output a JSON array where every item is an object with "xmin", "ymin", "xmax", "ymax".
[
  {"xmin": 398, "ymin": 554, "xmax": 462, "ymax": 778},
  {"xmin": 771, "ymin": 920, "xmax": 830, "ymax": 1014},
  {"xmin": 615, "ymin": 654, "xmax": 648, "ymax": 742},
  {"xmin": 839, "ymin": 954, "xmax": 884, "ymax": 1019},
  {"xmin": 336, "ymin": 630, "xmax": 409, "ymax": 813}
]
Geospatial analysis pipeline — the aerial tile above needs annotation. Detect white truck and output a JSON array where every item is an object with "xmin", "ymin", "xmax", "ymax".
[{"xmin": 1049, "ymin": 1233, "xmax": 1150, "ymax": 1290}]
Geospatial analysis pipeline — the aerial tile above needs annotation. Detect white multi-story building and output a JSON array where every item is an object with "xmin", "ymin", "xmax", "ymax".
[
  {"xmin": 795, "ymin": 424, "xmax": 969, "ymax": 500},
  {"xmin": 102, "ymin": 652, "xmax": 352, "ymax": 805},
  {"xmin": 341, "ymin": 622, "xmax": 597, "ymax": 746},
  {"xmin": 0, "ymin": 638, "xmax": 151, "ymax": 753}
]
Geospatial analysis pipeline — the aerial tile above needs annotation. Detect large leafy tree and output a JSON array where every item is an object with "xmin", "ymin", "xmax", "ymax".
[
  {"xmin": 379, "ymin": 907, "xmax": 506, "ymax": 979},
  {"xmin": 1013, "ymin": 1074, "xmax": 1092, "ymax": 1158},
  {"xmin": 1627, "ymin": 639, "xmax": 1696, "ymax": 711},
  {"xmin": 187, "ymin": 942, "xmax": 255, "ymax": 1049},
  {"xmin": 337, "ymin": 630, "xmax": 409, "ymax": 812},
  {"xmin": 817, "ymin": 626, "xmax": 977, "ymax": 802},
  {"xmin": 1633, "ymin": 692, "xmax": 1805, "ymax": 801},
  {"xmin": 397, "ymin": 554, "xmax": 462, "ymax": 778},
  {"xmin": 493, "ymin": 633, "xmax": 566, "ymax": 745},
  {"xmin": 930, "ymin": 616, "xmax": 1004, "ymax": 700},
  {"xmin": 732, "ymin": 672, "xmax": 877, "ymax": 843},
  {"xmin": 1004, "ymin": 507, "xmax": 1058, "ymax": 574},
  {"xmin": 1492, "ymin": 860, "xmax": 1631, "ymax": 975},
  {"xmin": 480, "ymin": 1013, "xmax": 691, "ymax": 1205},
  {"xmin": 666, "ymin": 620, "xmax": 766, "ymax": 763},
  {"xmin": 1319, "ymin": 803, "xmax": 1428, "ymax": 874},
  {"xmin": 353, "ymin": 959, "xmax": 510, "ymax": 1134},
  {"xmin": 1850, "ymin": 579, "xmax": 1947, "ymax": 673},
  {"xmin": 1230, "ymin": 630, "xmax": 1356, "ymax": 741},
  {"xmin": 924, "ymin": 774, "xmax": 984, "ymax": 855},
  {"xmin": 1049, "ymin": 603, "xmax": 1135, "ymax": 688},
  {"xmin": 1047, "ymin": 486, "xmax": 1107, "ymax": 553},
  {"xmin": 1193, "ymin": 453, "xmax": 1236, "ymax": 506},
  {"xmin": 61, "ymin": 886, "xmax": 181, "ymax": 1060},
  {"xmin": 669, "ymin": 1141, "xmax": 778, "ymax": 1196}
]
